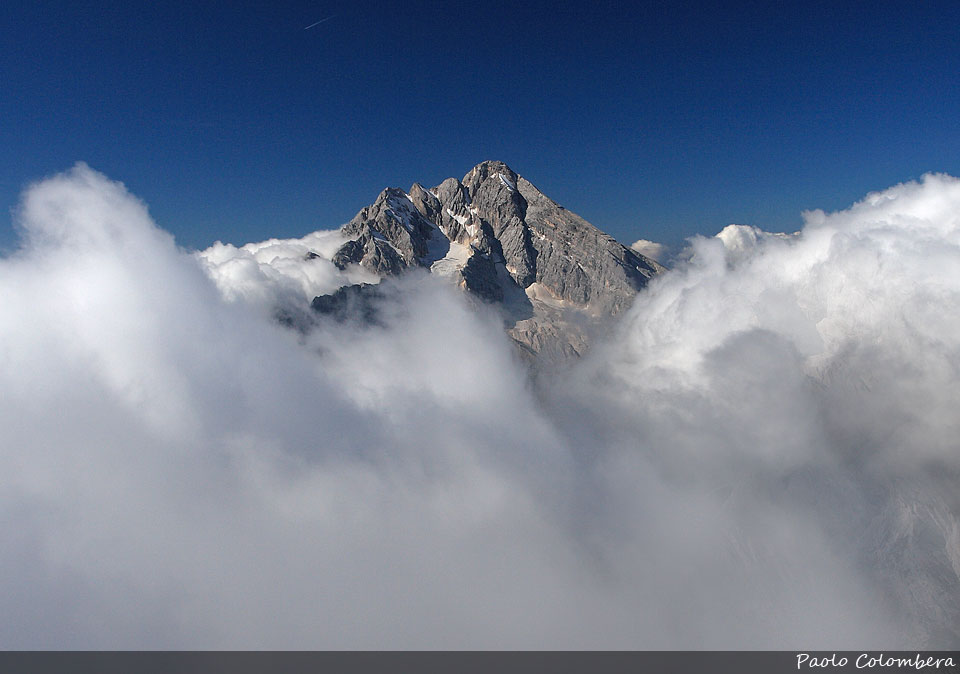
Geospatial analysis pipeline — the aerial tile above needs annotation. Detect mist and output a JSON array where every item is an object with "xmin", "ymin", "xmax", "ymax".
[{"xmin": 0, "ymin": 164, "xmax": 957, "ymax": 648}]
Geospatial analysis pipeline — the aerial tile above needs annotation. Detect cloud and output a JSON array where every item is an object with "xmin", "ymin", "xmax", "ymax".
[
  {"xmin": 197, "ymin": 231, "xmax": 377, "ymax": 318},
  {"xmin": 0, "ymin": 164, "xmax": 957, "ymax": 648},
  {"xmin": 629, "ymin": 238, "xmax": 666, "ymax": 261},
  {"xmin": 0, "ymin": 164, "xmax": 582, "ymax": 648},
  {"xmin": 713, "ymin": 224, "xmax": 799, "ymax": 265},
  {"xmin": 564, "ymin": 174, "xmax": 960, "ymax": 645}
]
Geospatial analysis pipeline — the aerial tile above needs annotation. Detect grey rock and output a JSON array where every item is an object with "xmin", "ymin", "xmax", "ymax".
[
  {"xmin": 330, "ymin": 239, "xmax": 364, "ymax": 269},
  {"xmin": 338, "ymin": 187, "xmax": 436, "ymax": 268},
  {"xmin": 508, "ymin": 315, "xmax": 591, "ymax": 362},
  {"xmin": 361, "ymin": 237, "xmax": 407, "ymax": 276},
  {"xmin": 517, "ymin": 175, "xmax": 665, "ymax": 314},
  {"xmin": 460, "ymin": 252, "xmax": 504, "ymax": 303},
  {"xmin": 461, "ymin": 161, "xmax": 536, "ymax": 287},
  {"xmin": 407, "ymin": 182, "xmax": 442, "ymax": 227},
  {"xmin": 332, "ymin": 236, "xmax": 406, "ymax": 276},
  {"xmin": 433, "ymin": 177, "xmax": 473, "ymax": 241},
  {"xmin": 325, "ymin": 160, "xmax": 665, "ymax": 358},
  {"xmin": 312, "ymin": 283, "xmax": 384, "ymax": 325}
]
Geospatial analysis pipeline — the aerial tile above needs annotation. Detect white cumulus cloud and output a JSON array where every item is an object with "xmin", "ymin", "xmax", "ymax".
[
  {"xmin": 0, "ymin": 164, "xmax": 957, "ymax": 649},
  {"xmin": 629, "ymin": 238, "xmax": 666, "ymax": 261}
]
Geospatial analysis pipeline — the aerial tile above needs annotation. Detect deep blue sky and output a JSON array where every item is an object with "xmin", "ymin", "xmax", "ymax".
[{"xmin": 2, "ymin": 0, "xmax": 959, "ymax": 253}]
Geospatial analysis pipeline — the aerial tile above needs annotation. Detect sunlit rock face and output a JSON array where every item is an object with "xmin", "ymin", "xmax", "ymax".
[{"xmin": 328, "ymin": 160, "xmax": 665, "ymax": 359}]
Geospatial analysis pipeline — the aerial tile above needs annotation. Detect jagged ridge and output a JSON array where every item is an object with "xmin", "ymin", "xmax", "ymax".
[{"xmin": 326, "ymin": 161, "xmax": 665, "ymax": 358}]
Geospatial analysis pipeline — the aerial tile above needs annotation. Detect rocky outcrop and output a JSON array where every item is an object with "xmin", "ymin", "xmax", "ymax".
[
  {"xmin": 333, "ymin": 187, "xmax": 436, "ymax": 274},
  {"xmin": 324, "ymin": 161, "xmax": 665, "ymax": 358},
  {"xmin": 311, "ymin": 283, "xmax": 383, "ymax": 324}
]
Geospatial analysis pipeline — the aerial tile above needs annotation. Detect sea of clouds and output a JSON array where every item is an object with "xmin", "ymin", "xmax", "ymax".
[{"xmin": 1, "ymin": 164, "xmax": 957, "ymax": 648}]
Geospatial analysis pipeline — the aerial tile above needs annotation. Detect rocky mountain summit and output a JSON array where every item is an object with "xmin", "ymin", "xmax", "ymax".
[{"xmin": 323, "ymin": 161, "xmax": 665, "ymax": 358}]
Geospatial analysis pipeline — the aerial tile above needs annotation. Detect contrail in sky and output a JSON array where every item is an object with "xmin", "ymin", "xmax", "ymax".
[{"xmin": 304, "ymin": 15, "xmax": 334, "ymax": 29}]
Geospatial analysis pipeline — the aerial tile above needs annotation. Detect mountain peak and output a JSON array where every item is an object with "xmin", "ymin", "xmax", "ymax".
[
  {"xmin": 326, "ymin": 162, "xmax": 664, "ymax": 359},
  {"xmin": 464, "ymin": 159, "xmax": 516, "ymax": 179},
  {"xmin": 462, "ymin": 160, "xmax": 519, "ymax": 196}
]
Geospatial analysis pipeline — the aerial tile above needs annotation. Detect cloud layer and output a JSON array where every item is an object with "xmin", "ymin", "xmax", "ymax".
[{"xmin": 0, "ymin": 164, "xmax": 957, "ymax": 648}]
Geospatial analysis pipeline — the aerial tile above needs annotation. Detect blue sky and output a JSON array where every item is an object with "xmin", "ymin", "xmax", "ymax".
[{"xmin": 2, "ymin": 0, "xmax": 959, "ymax": 252}]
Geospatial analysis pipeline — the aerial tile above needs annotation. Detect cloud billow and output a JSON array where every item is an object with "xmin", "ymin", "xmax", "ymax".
[{"xmin": 0, "ymin": 164, "xmax": 957, "ymax": 648}]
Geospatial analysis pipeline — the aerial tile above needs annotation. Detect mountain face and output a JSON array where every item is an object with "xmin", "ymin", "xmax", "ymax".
[{"xmin": 323, "ymin": 161, "xmax": 664, "ymax": 359}]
